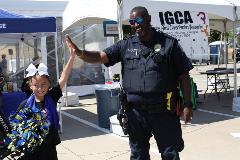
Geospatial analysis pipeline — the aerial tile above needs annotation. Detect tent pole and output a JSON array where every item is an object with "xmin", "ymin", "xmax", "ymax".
[
  {"xmin": 233, "ymin": 6, "xmax": 237, "ymax": 97},
  {"xmin": 224, "ymin": 20, "xmax": 228, "ymax": 68},
  {"xmin": 54, "ymin": 30, "xmax": 62, "ymax": 133},
  {"xmin": 117, "ymin": 0, "xmax": 123, "ymax": 40},
  {"xmin": 16, "ymin": 43, "xmax": 20, "ymax": 71},
  {"xmin": 22, "ymin": 40, "xmax": 26, "ymax": 77},
  {"xmin": 218, "ymin": 33, "xmax": 223, "ymax": 67},
  {"xmin": 54, "ymin": 32, "xmax": 59, "ymax": 81},
  {"xmin": 41, "ymin": 36, "xmax": 47, "ymax": 65}
]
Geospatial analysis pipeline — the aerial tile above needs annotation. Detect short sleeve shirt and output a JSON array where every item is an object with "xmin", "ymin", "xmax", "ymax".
[
  {"xmin": 48, "ymin": 84, "xmax": 63, "ymax": 103},
  {"xmin": 103, "ymin": 30, "xmax": 193, "ymax": 78},
  {"xmin": 103, "ymin": 40, "xmax": 125, "ymax": 67}
]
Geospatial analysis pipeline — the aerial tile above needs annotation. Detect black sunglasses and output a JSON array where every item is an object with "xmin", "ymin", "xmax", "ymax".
[{"xmin": 129, "ymin": 17, "xmax": 144, "ymax": 25}]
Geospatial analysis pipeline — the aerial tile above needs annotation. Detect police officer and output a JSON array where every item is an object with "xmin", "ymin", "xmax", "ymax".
[{"xmin": 66, "ymin": 6, "xmax": 193, "ymax": 160}]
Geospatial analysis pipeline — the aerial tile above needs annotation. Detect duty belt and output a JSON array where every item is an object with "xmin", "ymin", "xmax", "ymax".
[
  {"xmin": 131, "ymin": 103, "xmax": 166, "ymax": 113},
  {"xmin": 130, "ymin": 91, "xmax": 181, "ymax": 114}
]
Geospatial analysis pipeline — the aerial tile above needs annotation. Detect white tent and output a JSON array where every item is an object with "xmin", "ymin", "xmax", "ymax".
[
  {"xmin": 62, "ymin": 0, "xmax": 240, "ymax": 104},
  {"xmin": 63, "ymin": 0, "xmax": 240, "ymax": 31},
  {"xmin": 62, "ymin": 0, "xmax": 117, "ymax": 31}
]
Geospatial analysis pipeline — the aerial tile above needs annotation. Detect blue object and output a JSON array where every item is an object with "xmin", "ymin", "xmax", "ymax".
[
  {"xmin": 2, "ymin": 92, "xmax": 27, "ymax": 118},
  {"xmin": 95, "ymin": 86, "xmax": 120, "ymax": 128},
  {"xmin": 209, "ymin": 45, "xmax": 218, "ymax": 64},
  {"xmin": 25, "ymin": 94, "xmax": 59, "ymax": 129},
  {"xmin": 0, "ymin": 8, "xmax": 56, "ymax": 33}
]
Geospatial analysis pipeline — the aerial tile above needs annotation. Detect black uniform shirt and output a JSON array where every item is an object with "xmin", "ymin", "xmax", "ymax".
[{"xmin": 104, "ymin": 29, "xmax": 193, "ymax": 104}]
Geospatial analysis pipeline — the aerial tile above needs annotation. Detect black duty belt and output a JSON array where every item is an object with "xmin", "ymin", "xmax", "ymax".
[
  {"xmin": 129, "ymin": 91, "xmax": 181, "ymax": 114},
  {"xmin": 131, "ymin": 103, "xmax": 166, "ymax": 113}
]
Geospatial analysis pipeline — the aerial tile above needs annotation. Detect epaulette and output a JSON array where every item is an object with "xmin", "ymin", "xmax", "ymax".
[{"xmin": 123, "ymin": 35, "xmax": 135, "ymax": 40}]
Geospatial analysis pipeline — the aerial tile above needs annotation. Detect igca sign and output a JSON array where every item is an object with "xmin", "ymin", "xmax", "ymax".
[
  {"xmin": 156, "ymin": 11, "xmax": 208, "ymax": 33},
  {"xmin": 151, "ymin": 10, "xmax": 209, "ymax": 63},
  {"xmin": 159, "ymin": 11, "xmax": 193, "ymax": 25}
]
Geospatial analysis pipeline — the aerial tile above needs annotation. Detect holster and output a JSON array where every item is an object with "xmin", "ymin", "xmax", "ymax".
[
  {"xmin": 117, "ymin": 88, "xmax": 130, "ymax": 135},
  {"xmin": 117, "ymin": 109, "xmax": 128, "ymax": 135}
]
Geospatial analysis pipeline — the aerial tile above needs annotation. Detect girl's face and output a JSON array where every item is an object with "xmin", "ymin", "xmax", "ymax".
[{"xmin": 30, "ymin": 75, "xmax": 50, "ymax": 102}]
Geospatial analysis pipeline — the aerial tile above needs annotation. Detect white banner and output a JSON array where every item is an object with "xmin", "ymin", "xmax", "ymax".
[{"xmin": 152, "ymin": 11, "xmax": 209, "ymax": 63}]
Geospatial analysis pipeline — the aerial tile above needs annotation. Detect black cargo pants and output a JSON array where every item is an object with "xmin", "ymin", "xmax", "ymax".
[{"xmin": 126, "ymin": 106, "xmax": 184, "ymax": 160}]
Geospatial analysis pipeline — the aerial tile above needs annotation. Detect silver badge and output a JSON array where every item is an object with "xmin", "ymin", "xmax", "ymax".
[{"xmin": 154, "ymin": 44, "xmax": 161, "ymax": 53}]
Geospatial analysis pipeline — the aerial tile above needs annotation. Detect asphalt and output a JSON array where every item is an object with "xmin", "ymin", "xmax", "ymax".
[{"xmin": 56, "ymin": 63, "xmax": 240, "ymax": 160}]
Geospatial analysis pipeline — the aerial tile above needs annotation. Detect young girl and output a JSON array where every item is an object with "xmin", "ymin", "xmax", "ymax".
[{"xmin": 6, "ymin": 47, "xmax": 76, "ymax": 160}]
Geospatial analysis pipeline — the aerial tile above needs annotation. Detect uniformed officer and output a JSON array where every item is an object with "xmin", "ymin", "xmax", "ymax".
[{"xmin": 66, "ymin": 6, "xmax": 193, "ymax": 160}]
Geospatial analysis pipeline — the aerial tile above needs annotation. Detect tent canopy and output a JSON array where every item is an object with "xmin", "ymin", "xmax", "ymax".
[
  {"xmin": 0, "ymin": 8, "xmax": 56, "ymax": 43},
  {"xmin": 121, "ymin": 0, "xmax": 240, "ymax": 21},
  {"xmin": 62, "ymin": 0, "xmax": 117, "ymax": 31},
  {"xmin": 121, "ymin": 0, "xmax": 240, "ymax": 32},
  {"xmin": 63, "ymin": 0, "xmax": 240, "ymax": 32},
  {"xmin": 0, "ymin": 8, "xmax": 56, "ymax": 33}
]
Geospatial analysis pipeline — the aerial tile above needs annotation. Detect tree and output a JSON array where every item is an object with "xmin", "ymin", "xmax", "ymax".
[{"xmin": 208, "ymin": 29, "xmax": 221, "ymax": 43}]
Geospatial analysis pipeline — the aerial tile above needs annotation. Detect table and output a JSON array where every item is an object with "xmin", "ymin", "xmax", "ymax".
[
  {"xmin": 200, "ymin": 69, "xmax": 231, "ymax": 99},
  {"xmin": 0, "ymin": 92, "xmax": 27, "ymax": 117}
]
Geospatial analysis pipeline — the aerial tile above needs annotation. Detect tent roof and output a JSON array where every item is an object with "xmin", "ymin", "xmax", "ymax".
[
  {"xmin": 62, "ymin": 0, "xmax": 117, "ymax": 31},
  {"xmin": 63, "ymin": 0, "xmax": 240, "ymax": 32},
  {"xmin": 0, "ymin": 8, "xmax": 56, "ymax": 33},
  {"xmin": 122, "ymin": 0, "xmax": 240, "ymax": 21}
]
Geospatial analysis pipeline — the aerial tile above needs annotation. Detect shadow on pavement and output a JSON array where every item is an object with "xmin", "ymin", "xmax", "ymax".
[
  {"xmin": 191, "ymin": 91, "xmax": 240, "ymax": 125},
  {"xmin": 60, "ymin": 94, "xmax": 112, "ymax": 141},
  {"xmin": 59, "ymin": 108, "xmax": 108, "ymax": 141}
]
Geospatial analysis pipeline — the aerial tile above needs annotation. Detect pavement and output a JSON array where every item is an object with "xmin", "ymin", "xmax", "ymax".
[{"xmin": 56, "ymin": 64, "xmax": 240, "ymax": 160}]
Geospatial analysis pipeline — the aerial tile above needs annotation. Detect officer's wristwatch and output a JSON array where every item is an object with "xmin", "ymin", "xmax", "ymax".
[{"xmin": 184, "ymin": 101, "xmax": 193, "ymax": 109}]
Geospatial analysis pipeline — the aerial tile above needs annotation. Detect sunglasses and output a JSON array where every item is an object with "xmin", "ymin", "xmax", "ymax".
[{"xmin": 129, "ymin": 17, "xmax": 144, "ymax": 25}]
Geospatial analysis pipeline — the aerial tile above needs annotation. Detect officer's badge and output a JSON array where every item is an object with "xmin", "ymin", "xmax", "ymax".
[
  {"xmin": 153, "ymin": 44, "xmax": 165, "ymax": 64},
  {"xmin": 154, "ymin": 44, "xmax": 161, "ymax": 53}
]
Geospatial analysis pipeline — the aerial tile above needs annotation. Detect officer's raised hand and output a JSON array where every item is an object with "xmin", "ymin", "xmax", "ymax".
[
  {"xmin": 65, "ymin": 34, "xmax": 109, "ymax": 64},
  {"xmin": 65, "ymin": 35, "xmax": 82, "ymax": 57}
]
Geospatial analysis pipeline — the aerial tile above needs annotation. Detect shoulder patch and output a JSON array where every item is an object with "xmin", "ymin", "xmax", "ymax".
[{"xmin": 123, "ymin": 35, "xmax": 135, "ymax": 40}]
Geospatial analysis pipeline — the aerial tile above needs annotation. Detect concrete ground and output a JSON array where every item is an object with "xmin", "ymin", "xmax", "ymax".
[{"xmin": 57, "ymin": 64, "xmax": 240, "ymax": 160}]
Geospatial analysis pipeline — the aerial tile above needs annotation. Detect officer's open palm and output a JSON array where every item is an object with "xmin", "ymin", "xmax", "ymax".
[
  {"xmin": 181, "ymin": 107, "xmax": 193, "ymax": 123},
  {"xmin": 65, "ymin": 35, "xmax": 81, "ymax": 56}
]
